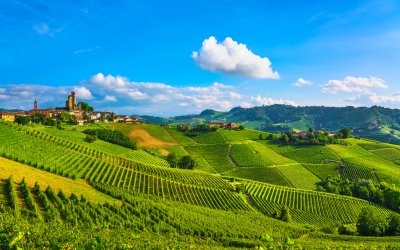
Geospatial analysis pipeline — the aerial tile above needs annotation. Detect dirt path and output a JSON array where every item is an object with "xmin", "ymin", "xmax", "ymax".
[
  {"xmin": 227, "ymin": 144, "xmax": 239, "ymax": 168},
  {"xmin": 244, "ymin": 194, "xmax": 258, "ymax": 211}
]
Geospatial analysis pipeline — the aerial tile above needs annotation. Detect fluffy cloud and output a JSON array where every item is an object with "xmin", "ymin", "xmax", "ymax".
[
  {"xmin": 0, "ymin": 73, "xmax": 297, "ymax": 115},
  {"xmin": 321, "ymin": 76, "xmax": 388, "ymax": 94},
  {"xmin": 74, "ymin": 87, "xmax": 93, "ymax": 100},
  {"xmin": 346, "ymin": 93, "xmax": 400, "ymax": 105},
  {"xmin": 293, "ymin": 78, "xmax": 312, "ymax": 87},
  {"xmin": 240, "ymin": 95, "xmax": 297, "ymax": 108},
  {"xmin": 192, "ymin": 36, "xmax": 279, "ymax": 79}
]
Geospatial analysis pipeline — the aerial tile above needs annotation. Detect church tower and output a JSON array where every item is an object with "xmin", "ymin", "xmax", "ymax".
[{"xmin": 34, "ymin": 99, "xmax": 38, "ymax": 110}]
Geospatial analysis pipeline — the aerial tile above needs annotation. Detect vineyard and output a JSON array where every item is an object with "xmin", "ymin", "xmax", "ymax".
[
  {"xmin": 0, "ymin": 123, "xmax": 240, "ymax": 206},
  {"xmin": 185, "ymin": 144, "xmax": 234, "ymax": 173},
  {"xmin": 219, "ymin": 129, "xmax": 268, "ymax": 142},
  {"xmin": 341, "ymin": 160, "xmax": 378, "ymax": 183},
  {"xmin": 230, "ymin": 143, "xmax": 275, "ymax": 167},
  {"xmin": 245, "ymin": 182, "xmax": 395, "ymax": 227},
  {"xmin": 191, "ymin": 130, "xmax": 227, "ymax": 144},
  {"xmin": 274, "ymin": 164, "xmax": 320, "ymax": 190},
  {"xmin": 226, "ymin": 167, "xmax": 291, "ymax": 187},
  {"xmin": 266, "ymin": 143, "xmax": 339, "ymax": 164}
]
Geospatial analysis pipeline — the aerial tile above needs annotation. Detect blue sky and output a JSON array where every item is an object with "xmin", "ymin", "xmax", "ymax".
[{"xmin": 1, "ymin": 0, "xmax": 400, "ymax": 116}]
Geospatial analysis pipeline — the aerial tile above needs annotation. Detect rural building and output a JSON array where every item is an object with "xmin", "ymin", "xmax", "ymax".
[
  {"xmin": 0, "ymin": 112, "xmax": 15, "ymax": 122},
  {"xmin": 209, "ymin": 122, "xmax": 225, "ymax": 128},
  {"xmin": 225, "ymin": 123, "xmax": 239, "ymax": 129}
]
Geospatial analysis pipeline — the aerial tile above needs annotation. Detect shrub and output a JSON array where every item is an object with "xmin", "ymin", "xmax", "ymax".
[{"xmin": 338, "ymin": 224, "xmax": 357, "ymax": 235}]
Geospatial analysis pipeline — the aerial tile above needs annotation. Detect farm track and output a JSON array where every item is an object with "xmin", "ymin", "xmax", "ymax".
[
  {"xmin": 227, "ymin": 144, "xmax": 239, "ymax": 168},
  {"xmin": 162, "ymin": 127, "xmax": 190, "ymax": 154}
]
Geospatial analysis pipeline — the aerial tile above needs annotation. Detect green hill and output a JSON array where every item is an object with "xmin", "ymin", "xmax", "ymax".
[
  {"xmin": 139, "ymin": 104, "xmax": 400, "ymax": 144},
  {"xmin": 2, "ymin": 120, "xmax": 400, "ymax": 248}
]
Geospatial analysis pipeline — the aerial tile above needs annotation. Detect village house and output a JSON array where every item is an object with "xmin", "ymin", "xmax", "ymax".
[
  {"xmin": 209, "ymin": 121, "xmax": 225, "ymax": 128},
  {"xmin": 225, "ymin": 123, "xmax": 239, "ymax": 130},
  {"xmin": 0, "ymin": 112, "xmax": 15, "ymax": 122},
  {"xmin": 292, "ymin": 131, "xmax": 308, "ymax": 137}
]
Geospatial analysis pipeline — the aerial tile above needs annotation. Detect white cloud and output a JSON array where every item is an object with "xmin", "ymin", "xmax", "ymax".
[
  {"xmin": 346, "ymin": 93, "xmax": 400, "ymax": 105},
  {"xmin": 74, "ymin": 87, "xmax": 93, "ymax": 100},
  {"xmin": 33, "ymin": 23, "xmax": 49, "ymax": 35},
  {"xmin": 73, "ymin": 46, "xmax": 100, "ymax": 55},
  {"xmin": 321, "ymin": 76, "xmax": 388, "ymax": 94},
  {"xmin": 192, "ymin": 36, "xmax": 279, "ymax": 79},
  {"xmin": 246, "ymin": 95, "xmax": 298, "ymax": 107},
  {"xmin": 104, "ymin": 95, "xmax": 117, "ymax": 102},
  {"xmin": 293, "ymin": 78, "xmax": 313, "ymax": 87},
  {"xmin": 0, "ymin": 73, "xmax": 297, "ymax": 115}
]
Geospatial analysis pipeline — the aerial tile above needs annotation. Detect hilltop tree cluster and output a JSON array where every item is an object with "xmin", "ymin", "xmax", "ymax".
[
  {"xmin": 83, "ymin": 129, "xmax": 137, "ymax": 149},
  {"xmin": 266, "ymin": 128, "xmax": 351, "ymax": 146},
  {"xmin": 317, "ymin": 176, "xmax": 400, "ymax": 213}
]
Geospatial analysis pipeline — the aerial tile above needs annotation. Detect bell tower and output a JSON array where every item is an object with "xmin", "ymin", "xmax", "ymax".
[{"xmin": 34, "ymin": 99, "xmax": 38, "ymax": 110}]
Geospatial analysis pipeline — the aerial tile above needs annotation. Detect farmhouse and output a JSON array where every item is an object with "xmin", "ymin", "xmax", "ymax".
[
  {"xmin": 209, "ymin": 122, "xmax": 225, "ymax": 128},
  {"xmin": 225, "ymin": 123, "xmax": 239, "ymax": 129}
]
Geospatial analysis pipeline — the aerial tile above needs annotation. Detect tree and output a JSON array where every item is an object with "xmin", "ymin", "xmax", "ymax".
[
  {"xmin": 14, "ymin": 115, "xmax": 30, "ymax": 125},
  {"xmin": 84, "ymin": 134, "xmax": 96, "ymax": 143},
  {"xmin": 78, "ymin": 102, "xmax": 94, "ymax": 111},
  {"xmin": 31, "ymin": 113, "xmax": 46, "ymax": 124},
  {"xmin": 387, "ymin": 214, "xmax": 400, "ymax": 236},
  {"xmin": 280, "ymin": 134, "xmax": 289, "ymax": 143},
  {"xmin": 357, "ymin": 207, "xmax": 387, "ymax": 236},
  {"xmin": 166, "ymin": 153, "xmax": 178, "ymax": 168},
  {"xmin": 258, "ymin": 133, "xmax": 263, "ymax": 140},
  {"xmin": 178, "ymin": 155, "xmax": 196, "ymax": 170},
  {"xmin": 340, "ymin": 128, "xmax": 351, "ymax": 138}
]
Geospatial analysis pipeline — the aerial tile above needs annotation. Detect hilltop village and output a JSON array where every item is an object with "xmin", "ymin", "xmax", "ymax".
[{"xmin": 0, "ymin": 91, "xmax": 140, "ymax": 125}]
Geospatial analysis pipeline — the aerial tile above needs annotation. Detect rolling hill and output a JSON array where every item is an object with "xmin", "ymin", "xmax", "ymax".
[
  {"xmin": 137, "ymin": 104, "xmax": 400, "ymax": 144},
  {"xmin": 2, "ymin": 120, "xmax": 400, "ymax": 248}
]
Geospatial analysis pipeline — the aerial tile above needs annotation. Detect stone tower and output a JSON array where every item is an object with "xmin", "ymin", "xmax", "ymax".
[
  {"xmin": 34, "ymin": 99, "xmax": 38, "ymax": 110},
  {"xmin": 66, "ymin": 91, "xmax": 77, "ymax": 110}
]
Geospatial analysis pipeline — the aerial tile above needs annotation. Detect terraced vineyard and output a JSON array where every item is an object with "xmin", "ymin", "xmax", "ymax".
[
  {"xmin": 341, "ymin": 161, "xmax": 378, "ymax": 183},
  {"xmin": 191, "ymin": 131, "xmax": 227, "ymax": 144},
  {"xmin": 266, "ymin": 143, "xmax": 338, "ymax": 164},
  {"xmin": 245, "ymin": 182, "xmax": 394, "ymax": 227},
  {"xmin": 0, "ymin": 123, "xmax": 255, "ymax": 211},
  {"xmin": 0, "ymin": 123, "xmax": 232, "ymax": 191},
  {"xmin": 185, "ymin": 144, "xmax": 234, "ymax": 173},
  {"xmin": 226, "ymin": 167, "xmax": 291, "ymax": 187},
  {"xmin": 230, "ymin": 143, "xmax": 275, "ymax": 167},
  {"xmin": 125, "ymin": 150, "xmax": 170, "ymax": 167},
  {"xmin": 274, "ymin": 164, "xmax": 320, "ymax": 190}
]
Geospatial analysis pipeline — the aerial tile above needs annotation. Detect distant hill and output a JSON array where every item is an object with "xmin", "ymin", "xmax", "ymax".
[{"xmin": 137, "ymin": 105, "xmax": 400, "ymax": 144}]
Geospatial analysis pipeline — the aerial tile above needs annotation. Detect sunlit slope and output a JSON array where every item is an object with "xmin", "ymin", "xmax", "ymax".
[{"xmin": 0, "ymin": 122, "xmax": 251, "ymax": 211}]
